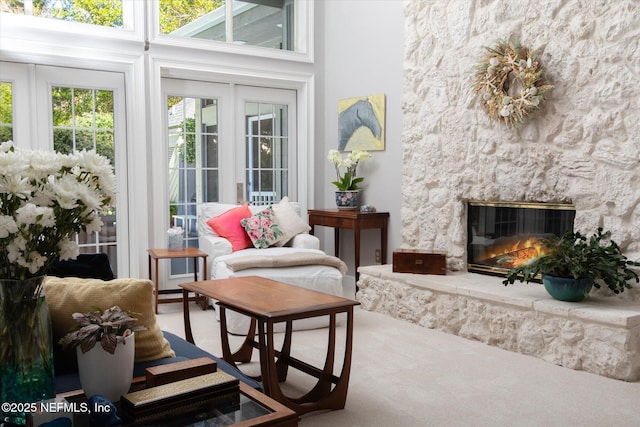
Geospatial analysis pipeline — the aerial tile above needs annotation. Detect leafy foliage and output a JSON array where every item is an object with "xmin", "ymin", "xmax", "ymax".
[
  {"xmin": 503, "ymin": 228, "xmax": 640, "ymax": 294},
  {"xmin": 48, "ymin": 0, "xmax": 123, "ymax": 27},
  {"xmin": 59, "ymin": 306, "xmax": 146, "ymax": 355},
  {"xmin": 333, "ymin": 172, "xmax": 363, "ymax": 192},
  {"xmin": 159, "ymin": 0, "xmax": 224, "ymax": 34}
]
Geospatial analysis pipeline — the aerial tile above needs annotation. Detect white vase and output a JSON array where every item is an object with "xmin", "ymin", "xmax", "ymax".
[{"xmin": 76, "ymin": 333, "xmax": 135, "ymax": 402}]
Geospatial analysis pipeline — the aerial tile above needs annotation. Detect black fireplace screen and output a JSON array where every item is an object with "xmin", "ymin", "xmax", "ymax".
[{"xmin": 467, "ymin": 201, "xmax": 576, "ymax": 275}]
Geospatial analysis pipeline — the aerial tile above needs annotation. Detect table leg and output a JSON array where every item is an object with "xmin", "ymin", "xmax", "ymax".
[
  {"xmin": 191, "ymin": 256, "xmax": 206, "ymax": 310},
  {"xmin": 295, "ymin": 314, "xmax": 335, "ymax": 402},
  {"xmin": 219, "ymin": 306, "xmax": 256, "ymax": 366},
  {"xmin": 381, "ymin": 219, "xmax": 388, "ymax": 264},
  {"xmin": 192, "ymin": 257, "xmax": 198, "ymax": 282},
  {"xmin": 231, "ymin": 319, "xmax": 256, "ymax": 364},
  {"xmin": 354, "ymin": 225, "xmax": 361, "ymax": 282},
  {"xmin": 259, "ymin": 320, "xmax": 276, "ymax": 397},
  {"xmin": 149, "ymin": 255, "xmax": 160, "ymax": 315},
  {"xmin": 182, "ymin": 288, "xmax": 194, "ymax": 344},
  {"xmin": 257, "ymin": 309, "xmax": 355, "ymax": 415},
  {"xmin": 202, "ymin": 256, "xmax": 208, "ymax": 310},
  {"xmin": 219, "ymin": 306, "xmax": 234, "ymax": 365},
  {"xmin": 275, "ymin": 321, "xmax": 293, "ymax": 382},
  {"xmin": 334, "ymin": 228, "xmax": 340, "ymax": 258}
]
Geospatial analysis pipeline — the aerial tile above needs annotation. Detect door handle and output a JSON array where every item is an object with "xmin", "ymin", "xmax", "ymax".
[{"xmin": 236, "ymin": 182, "xmax": 244, "ymax": 204}]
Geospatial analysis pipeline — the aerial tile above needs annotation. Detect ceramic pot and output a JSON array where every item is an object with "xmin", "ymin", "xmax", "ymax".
[
  {"xmin": 542, "ymin": 275, "xmax": 593, "ymax": 302},
  {"xmin": 335, "ymin": 190, "xmax": 360, "ymax": 210},
  {"xmin": 77, "ymin": 333, "xmax": 135, "ymax": 402},
  {"xmin": 0, "ymin": 276, "xmax": 55, "ymax": 424}
]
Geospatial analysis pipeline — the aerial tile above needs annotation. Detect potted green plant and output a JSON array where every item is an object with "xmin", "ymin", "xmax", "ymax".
[
  {"xmin": 60, "ymin": 306, "xmax": 146, "ymax": 401},
  {"xmin": 503, "ymin": 228, "xmax": 640, "ymax": 302}
]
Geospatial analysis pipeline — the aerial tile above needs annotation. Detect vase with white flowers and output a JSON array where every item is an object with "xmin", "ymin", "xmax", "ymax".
[
  {"xmin": 327, "ymin": 149, "xmax": 372, "ymax": 209},
  {"xmin": 0, "ymin": 141, "xmax": 115, "ymax": 423}
]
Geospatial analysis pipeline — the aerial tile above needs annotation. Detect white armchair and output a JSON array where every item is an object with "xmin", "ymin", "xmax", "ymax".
[
  {"xmin": 197, "ymin": 201, "xmax": 323, "ymax": 274},
  {"xmin": 196, "ymin": 199, "xmax": 353, "ymax": 334}
]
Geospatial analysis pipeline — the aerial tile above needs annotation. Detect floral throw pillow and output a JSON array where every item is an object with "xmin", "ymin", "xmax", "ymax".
[{"xmin": 240, "ymin": 207, "xmax": 284, "ymax": 249}]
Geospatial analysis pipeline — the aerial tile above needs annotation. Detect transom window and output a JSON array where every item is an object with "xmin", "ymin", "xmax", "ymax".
[
  {"xmin": 2, "ymin": 0, "xmax": 130, "ymax": 29},
  {"xmin": 162, "ymin": 0, "xmax": 295, "ymax": 51},
  {"xmin": 2, "ymin": 0, "xmax": 300, "ymax": 52}
]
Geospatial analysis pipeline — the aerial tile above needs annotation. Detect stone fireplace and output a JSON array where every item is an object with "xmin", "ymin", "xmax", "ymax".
[
  {"xmin": 357, "ymin": 1, "xmax": 640, "ymax": 382},
  {"xmin": 397, "ymin": 3, "xmax": 640, "ymax": 273},
  {"xmin": 467, "ymin": 201, "xmax": 576, "ymax": 276}
]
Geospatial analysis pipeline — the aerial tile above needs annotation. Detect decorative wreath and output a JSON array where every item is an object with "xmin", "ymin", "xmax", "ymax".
[{"xmin": 472, "ymin": 39, "xmax": 553, "ymax": 127}]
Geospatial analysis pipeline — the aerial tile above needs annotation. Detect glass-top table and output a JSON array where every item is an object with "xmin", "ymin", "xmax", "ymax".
[{"xmin": 56, "ymin": 380, "xmax": 298, "ymax": 426}]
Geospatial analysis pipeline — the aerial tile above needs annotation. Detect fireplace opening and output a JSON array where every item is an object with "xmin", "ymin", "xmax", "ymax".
[{"xmin": 467, "ymin": 201, "xmax": 576, "ymax": 276}]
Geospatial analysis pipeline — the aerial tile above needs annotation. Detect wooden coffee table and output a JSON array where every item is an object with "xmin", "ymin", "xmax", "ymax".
[{"xmin": 180, "ymin": 276, "xmax": 360, "ymax": 416}]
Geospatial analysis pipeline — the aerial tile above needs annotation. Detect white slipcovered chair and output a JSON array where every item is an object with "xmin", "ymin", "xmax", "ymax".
[{"xmin": 197, "ymin": 198, "xmax": 353, "ymax": 334}]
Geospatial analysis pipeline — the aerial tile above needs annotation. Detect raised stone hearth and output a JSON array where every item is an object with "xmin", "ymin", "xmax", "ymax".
[{"xmin": 357, "ymin": 265, "xmax": 640, "ymax": 381}]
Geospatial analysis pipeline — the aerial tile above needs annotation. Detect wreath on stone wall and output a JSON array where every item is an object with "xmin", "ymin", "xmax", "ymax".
[{"xmin": 472, "ymin": 39, "xmax": 553, "ymax": 127}]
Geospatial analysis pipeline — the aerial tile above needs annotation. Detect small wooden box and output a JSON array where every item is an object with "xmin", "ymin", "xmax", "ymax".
[
  {"xmin": 392, "ymin": 249, "xmax": 447, "ymax": 275},
  {"xmin": 145, "ymin": 357, "xmax": 217, "ymax": 387}
]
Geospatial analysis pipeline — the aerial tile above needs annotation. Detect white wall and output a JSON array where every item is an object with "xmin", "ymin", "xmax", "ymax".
[{"xmin": 318, "ymin": 0, "xmax": 405, "ymax": 278}]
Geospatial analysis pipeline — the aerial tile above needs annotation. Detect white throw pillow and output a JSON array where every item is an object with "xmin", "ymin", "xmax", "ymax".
[{"xmin": 271, "ymin": 196, "xmax": 311, "ymax": 246}]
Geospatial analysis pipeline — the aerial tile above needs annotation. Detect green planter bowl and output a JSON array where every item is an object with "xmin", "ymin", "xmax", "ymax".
[{"xmin": 542, "ymin": 275, "xmax": 593, "ymax": 302}]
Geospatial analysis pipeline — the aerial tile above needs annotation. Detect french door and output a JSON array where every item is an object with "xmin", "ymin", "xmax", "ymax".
[
  {"xmin": 162, "ymin": 79, "xmax": 297, "ymax": 277},
  {"xmin": 1, "ymin": 63, "xmax": 129, "ymax": 275},
  {"xmin": 235, "ymin": 85, "xmax": 297, "ymax": 205}
]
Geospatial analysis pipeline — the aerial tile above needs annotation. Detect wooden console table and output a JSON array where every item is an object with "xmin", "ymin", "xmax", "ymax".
[
  {"xmin": 147, "ymin": 247, "xmax": 208, "ymax": 314},
  {"xmin": 308, "ymin": 209, "xmax": 389, "ymax": 281}
]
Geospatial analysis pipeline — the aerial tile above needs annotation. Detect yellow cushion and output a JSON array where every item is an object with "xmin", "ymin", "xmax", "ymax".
[{"xmin": 44, "ymin": 277, "xmax": 175, "ymax": 363}]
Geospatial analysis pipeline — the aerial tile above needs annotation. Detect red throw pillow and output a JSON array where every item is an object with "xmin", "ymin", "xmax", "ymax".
[{"xmin": 206, "ymin": 203, "xmax": 252, "ymax": 251}]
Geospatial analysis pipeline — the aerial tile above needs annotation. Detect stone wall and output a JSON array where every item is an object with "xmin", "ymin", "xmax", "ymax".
[{"xmin": 401, "ymin": 0, "xmax": 640, "ymax": 272}]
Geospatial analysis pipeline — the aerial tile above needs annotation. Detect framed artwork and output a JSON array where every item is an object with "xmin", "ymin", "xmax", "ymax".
[{"xmin": 338, "ymin": 94, "xmax": 385, "ymax": 151}]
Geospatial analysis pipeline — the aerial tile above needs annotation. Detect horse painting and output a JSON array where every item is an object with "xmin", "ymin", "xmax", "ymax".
[{"xmin": 338, "ymin": 96, "xmax": 384, "ymax": 151}]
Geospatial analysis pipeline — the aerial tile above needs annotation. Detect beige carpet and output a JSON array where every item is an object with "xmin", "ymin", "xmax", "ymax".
[{"xmin": 156, "ymin": 302, "xmax": 640, "ymax": 427}]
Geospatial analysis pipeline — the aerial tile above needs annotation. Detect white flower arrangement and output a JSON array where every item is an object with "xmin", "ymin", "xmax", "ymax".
[
  {"xmin": 327, "ymin": 149, "xmax": 372, "ymax": 191},
  {"xmin": 472, "ymin": 39, "xmax": 553, "ymax": 127},
  {"xmin": 0, "ymin": 141, "xmax": 116, "ymax": 279}
]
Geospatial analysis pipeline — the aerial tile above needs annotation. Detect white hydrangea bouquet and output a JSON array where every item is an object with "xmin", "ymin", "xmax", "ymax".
[{"xmin": 0, "ymin": 141, "xmax": 116, "ymax": 280}]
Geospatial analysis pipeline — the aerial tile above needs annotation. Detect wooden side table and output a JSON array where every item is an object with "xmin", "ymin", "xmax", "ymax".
[
  {"xmin": 147, "ymin": 247, "xmax": 208, "ymax": 314},
  {"xmin": 308, "ymin": 209, "xmax": 389, "ymax": 281},
  {"xmin": 180, "ymin": 276, "xmax": 359, "ymax": 416}
]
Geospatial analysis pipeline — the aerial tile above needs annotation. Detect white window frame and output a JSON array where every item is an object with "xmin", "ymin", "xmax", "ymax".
[
  {"xmin": 0, "ymin": 62, "xmax": 35, "ymax": 147},
  {"xmin": 147, "ymin": 0, "xmax": 314, "ymax": 63},
  {"xmin": 32, "ymin": 65, "xmax": 130, "ymax": 275},
  {"xmin": 0, "ymin": 1, "xmax": 144, "ymax": 43},
  {"xmin": 237, "ymin": 85, "xmax": 297, "ymax": 202}
]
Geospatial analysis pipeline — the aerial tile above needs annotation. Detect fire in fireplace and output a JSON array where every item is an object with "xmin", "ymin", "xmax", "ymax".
[{"xmin": 467, "ymin": 201, "xmax": 576, "ymax": 276}]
